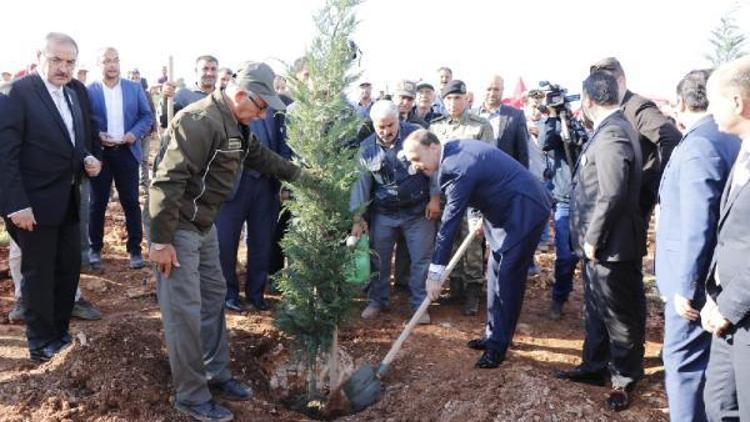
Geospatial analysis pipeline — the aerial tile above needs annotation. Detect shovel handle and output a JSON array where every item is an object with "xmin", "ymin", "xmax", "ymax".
[{"xmin": 377, "ymin": 230, "xmax": 477, "ymax": 377}]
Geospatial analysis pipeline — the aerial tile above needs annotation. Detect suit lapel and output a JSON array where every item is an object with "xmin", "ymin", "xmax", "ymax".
[
  {"xmin": 495, "ymin": 106, "xmax": 511, "ymax": 139},
  {"xmin": 120, "ymin": 80, "xmax": 130, "ymax": 129},
  {"xmin": 65, "ymin": 86, "xmax": 85, "ymax": 151},
  {"xmin": 32, "ymin": 75, "xmax": 72, "ymax": 146},
  {"xmin": 718, "ymin": 157, "xmax": 749, "ymax": 228}
]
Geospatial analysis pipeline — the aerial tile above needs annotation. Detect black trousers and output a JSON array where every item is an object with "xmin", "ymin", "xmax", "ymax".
[
  {"xmin": 4, "ymin": 188, "xmax": 80, "ymax": 350},
  {"xmin": 580, "ymin": 258, "xmax": 645, "ymax": 389},
  {"xmin": 704, "ymin": 321, "xmax": 750, "ymax": 421}
]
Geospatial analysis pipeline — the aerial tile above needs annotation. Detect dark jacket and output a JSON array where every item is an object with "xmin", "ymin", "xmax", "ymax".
[
  {"xmin": 621, "ymin": 90, "xmax": 681, "ymax": 213},
  {"xmin": 149, "ymin": 90, "xmax": 299, "ymax": 244},
  {"xmin": 570, "ymin": 110, "xmax": 645, "ymax": 262},
  {"xmin": 539, "ymin": 116, "xmax": 574, "ymax": 203},
  {"xmin": 706, "ymin": 146, "xmax": 750, "ymax": 327},
  {"xmin": 0, "ymin": 74, "xmax": 93, "ymax": 225}
]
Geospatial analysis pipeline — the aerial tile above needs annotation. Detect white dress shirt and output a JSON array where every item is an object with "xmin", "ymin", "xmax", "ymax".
[
  {"xmin": 41, "ymin": 75, "xmax": 76, "ymax": 146},
  {"xmin": 102, "ymin": 79, "xmax": 125, "ymax": 141}
]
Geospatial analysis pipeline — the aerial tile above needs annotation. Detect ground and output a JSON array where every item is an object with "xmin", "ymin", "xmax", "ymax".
[{"xmin": 0, "ymin": 179, "xmax": 668, "ymax": 422}]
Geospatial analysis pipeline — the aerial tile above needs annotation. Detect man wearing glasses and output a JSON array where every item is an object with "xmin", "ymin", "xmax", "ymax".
[
  {"xmin": 0, "ymin": 33, "xmax": 102, "ymax": 363},
  {"xmin": 148, "ymin": 61, "xmax": 312, "ymax": 422}
]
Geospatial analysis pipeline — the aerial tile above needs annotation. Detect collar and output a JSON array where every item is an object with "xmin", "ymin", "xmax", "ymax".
[
  {"xmin": 39, "ymin": 71, "xmax": 65, "ymax": 96},
  {"xmin": 211, "ymin": 89, "xmax": 242, "ymax": 138},
  {"xmin": 593, "ymin": 107, "xmax": 620, "ymax": 131},
  {"xmin": 681, "ymin": 114, "xmax": 712, "ymax": 136},
  {"xmin": 195, "ymin": 82, "xmax": 214, "ymax": 95},
  {"xmin": 447, "ymin": 110, "xmax": 468, "ymax": 124},
  {"xmin": 478, "ymin": 103, "xmax": 502, "ymax": 116},
  {"xmin": 102, "ymin": 77, "xmax": 122, "ymax": 90},
  {"xmin": 375, "ymin": 123, "xmax": 404, "ymax": 149}
]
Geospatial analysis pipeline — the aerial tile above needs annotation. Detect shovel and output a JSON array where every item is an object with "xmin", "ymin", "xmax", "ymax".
[{"xmin": 337, "ymin": 230, "xmax": 477, "ymax": 413}]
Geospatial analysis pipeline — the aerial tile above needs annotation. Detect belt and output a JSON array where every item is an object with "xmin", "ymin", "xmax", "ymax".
[{"xmin": 103, "ymin": 144, "xmax": 126, "ymax": 150}]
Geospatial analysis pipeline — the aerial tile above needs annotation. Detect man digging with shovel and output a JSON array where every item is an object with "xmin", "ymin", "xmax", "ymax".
[{"xmin": 404, "ymin": 130, "xmax": 552, "ymax": 368}]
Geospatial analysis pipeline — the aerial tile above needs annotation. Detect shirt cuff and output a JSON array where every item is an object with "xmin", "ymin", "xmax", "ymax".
[
  {"xmin": 7, "ymin": 207, "xmax": 32, "ymax": 218},
  {"xmin": 428, "ymin": 264, "xmax": 446, "ymax": 280}
]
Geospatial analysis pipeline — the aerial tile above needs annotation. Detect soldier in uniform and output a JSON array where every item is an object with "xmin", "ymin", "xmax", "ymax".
[{"xmin": 430, "ymin": 80, "xmax": 494, "ymax": 315}]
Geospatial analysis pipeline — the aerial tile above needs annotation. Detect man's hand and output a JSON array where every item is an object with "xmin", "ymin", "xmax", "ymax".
[
  {"xmin": 99, "ymin": 132, "xmax": 118, "ymax": 147},
  {"xmin": 468, "ymin": 217, "xmax": 483, "ymax": 238},
  {"xmin": 122, "ymin": 132, "xmax": 137, "ymax": 145},
  {"xmin": 673, "ymin": 293, "xmax": 699, "ymax": 321},
  {"xmin": 700, "ymin": 298, "xmax": 731, "ymax": 336},
  {"xmin": 527, "ymin": 123, "xmax": 539, "ymax": 137},
  {"xmin": 583, "ymin": 242, "xmax": 596, "ymax": 261},
  {"xmin": 161, "ymin": 81, "xmax": 177, "ymax": 98},
  {"xmin": 10, "ymin": 208, "xmax": 36, "ymax": 231},
  {"xmin": 425, "ymin": 195, "xmax": 441, "ymax": 220},
  {"xmin": 149, "ymin": 243, "xmax": 180, "ymax": 278},
  {"xmin": 351, "ymin": 217, "xmax": 368, "ymax": 238},
  {"xmin": 426, "ymin": 270, "xmax": 443, "ymax": 301},
  {"xmin": 84, "ymin": 156, "xmax": 102, "ymax": 177}
]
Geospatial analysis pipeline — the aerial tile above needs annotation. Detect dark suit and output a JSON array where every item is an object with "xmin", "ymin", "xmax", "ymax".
[
  {"xmin": 478, "ymin": 104, "xmax": 529, "ymax": 168},
  {"xmin": 620, "ymin": 90, "xmax": 681, "ymax": 223},
  {"xmin": 215, "ymin": 108, "xmax": 293, "ymax": 305},
  {"xmin": 656, "ymin": 116, "xmax": 740, "ymax": 422},
  {"xmin": 569, "ymin": 110, "xmax": 645, "ymax": 390},
  {"xmin": 0, "ymin": 74, "xmax": 91, "ymax": 351},
  {"xmin": 433, "ymin": 140, "xmax": 551, "ymax": 355},
  {"xmin": 703, "ymin": 144, "xmax": 750, "ymax": 422}
]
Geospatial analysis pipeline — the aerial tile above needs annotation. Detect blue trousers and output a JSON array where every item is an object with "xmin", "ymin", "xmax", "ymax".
[
  {"xmin": 215, "ymin": 173, "xmax": 280, "ymax": 304},
  {"xmin": 368, "ymin": 210, "xmax": 435, "ymax": 311},
  {"xmin": 89, "ymin": 147, "xmax": 143, "ymax": 255},
  {"xmin": 663, "ymin": 298, "xmax": 710, "ymax": 422},
  {"xmin": 483, "ymin": 220, "xmax": 546, "ymax": 354},
  {"xmin": 551, "ymin": 202, "xmax": 578, "ymax": 303}
]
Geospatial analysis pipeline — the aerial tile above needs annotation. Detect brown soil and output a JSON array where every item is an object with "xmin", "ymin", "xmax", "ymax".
[{"xmin": 0, "ymin": 155, "xmax": 668, "ymax": 421}]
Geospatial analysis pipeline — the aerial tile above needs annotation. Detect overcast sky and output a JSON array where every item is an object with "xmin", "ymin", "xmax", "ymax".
[{"xmin": 2, "ymin": 0, "xmax": 749, "ymax": 101}]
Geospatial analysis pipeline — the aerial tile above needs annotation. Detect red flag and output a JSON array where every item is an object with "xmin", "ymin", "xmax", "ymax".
[{"xmin": 501, "ymin": 77, "xmax": 527, "ymax": 109}]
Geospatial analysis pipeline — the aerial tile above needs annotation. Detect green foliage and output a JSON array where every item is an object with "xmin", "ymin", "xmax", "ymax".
[
  {"xmin": 705, "ymin": 6, "xmax": 747, "ymax": 66},
  {"xmin": 273, "ymin": 0, "xmax": 363, "ymax": 398}
]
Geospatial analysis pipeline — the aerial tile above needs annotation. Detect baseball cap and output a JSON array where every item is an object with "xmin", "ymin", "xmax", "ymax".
[
  {"xmin": 441, "ymin": 79, "xmax": 467, "ymax": 98},
  {"xmin": 394, "ymin": 79, "xmax": 417, "ymax": 98},
  {"xmin": 416, "ymin": 81, "xmax": 435, "ymax": 91},
  {"xmin": 233, "ymin": 61, "xmax": 286, "ymax": 110}
]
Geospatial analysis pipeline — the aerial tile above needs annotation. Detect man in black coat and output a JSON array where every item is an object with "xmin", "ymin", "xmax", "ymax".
[
  {"xmin": 701, "ymin": 55, "xmax": 750, "ymax": 422},
  {"xmin": 0, "ymin": 33, "xmax": 101, "ymax": 362},
  {"xmin": 555, "ymin": 71, "xmax": 646, "ymax": 412},
  {"xmin": 476, "ymin": 74, "xmax": 529, "ymax": 167},
  {"xmin": 590, "ymin": 57, "xmax": 681, "ymax": 223}
]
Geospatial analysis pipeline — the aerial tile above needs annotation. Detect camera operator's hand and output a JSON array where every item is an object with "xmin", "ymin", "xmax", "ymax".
[{"xmin": 546, "ymin": 107, "xmax": 558, "ymax": 118}]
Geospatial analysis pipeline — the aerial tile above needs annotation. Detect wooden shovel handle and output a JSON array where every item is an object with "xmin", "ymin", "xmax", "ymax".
[{"xmin": 378, "ymin": 230, "xmax": 477, "ymax": 375}]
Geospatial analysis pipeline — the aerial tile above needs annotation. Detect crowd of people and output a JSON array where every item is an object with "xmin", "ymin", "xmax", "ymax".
[{"xmin": 1, "ymin": 31, "xmax": 749, "ymax": 422}]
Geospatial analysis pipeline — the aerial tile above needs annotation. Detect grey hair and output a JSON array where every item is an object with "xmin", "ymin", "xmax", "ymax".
[
  {"xmin": 44, "ymin": 32, "xmax": 79, "ymax": 54},
  {"xmin": 369, "ymin": 99, "xmax": 399, "ymax": 121}
]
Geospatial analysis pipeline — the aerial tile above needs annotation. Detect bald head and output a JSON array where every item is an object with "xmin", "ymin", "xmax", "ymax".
[
  {"xmin": 484, "ymin": 74, "xmax": 505, "ymax": 109},
  {"xmin": 708, "ymin": 55, "xmax": 750, "ymax": 139}
]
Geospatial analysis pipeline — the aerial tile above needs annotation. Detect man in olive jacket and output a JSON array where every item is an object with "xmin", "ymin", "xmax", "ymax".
[{"xmin": 148, "ymin": 62, "xmax": 305, "ymax": 422}]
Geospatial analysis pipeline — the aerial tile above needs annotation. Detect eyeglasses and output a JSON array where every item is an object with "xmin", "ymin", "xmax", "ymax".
[
  {"xmin": 248, "ymin": 93, "xmax": 268, "ymax": 112},
  {"xmin": 45, "ymin": 56, "xmax": 77, "ymax": 68}
]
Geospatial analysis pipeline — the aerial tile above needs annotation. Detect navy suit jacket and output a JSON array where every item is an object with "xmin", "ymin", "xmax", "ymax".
[
  {"xmin": 495, "ymin": 105, "xmax": 529, "ymax": 168},
  {"xmin": 656, "ymin": 116, "xmax": 740, "ymax": 300},
  {"xmin": 432, "ymin": 140, "xmax": 552, "ymax": 265},
  {"xmin": 87, "ymin": 78, "xmax": 153, "ymax": 163},
  {"xmin": 0, "ymin": 74, "xmax": 91, "ymax": 225}
]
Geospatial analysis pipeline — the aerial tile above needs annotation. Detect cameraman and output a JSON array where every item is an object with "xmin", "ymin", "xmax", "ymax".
[{"xmin": 536, "ymin": 94, "xmax": 583, "ymax": 320}]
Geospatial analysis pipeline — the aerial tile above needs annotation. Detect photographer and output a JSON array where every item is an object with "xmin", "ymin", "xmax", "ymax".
[{"xmin": 536, "ymin": 85, "xmax": 586, "ymax": 320}]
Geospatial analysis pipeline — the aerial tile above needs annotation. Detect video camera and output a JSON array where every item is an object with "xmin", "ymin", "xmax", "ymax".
[
  {"xmin": 538, "ymin": 81, "xmax": 580, "ymax": 112},
  {"xmin": 537, "ymin": 81, "xmax": 588, "ymax": 167}
]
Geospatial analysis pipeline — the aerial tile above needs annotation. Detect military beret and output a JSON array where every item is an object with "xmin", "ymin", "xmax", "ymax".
[{"xmin": 441, "ymin": 79, "xmax": 467, "ymax": 98}]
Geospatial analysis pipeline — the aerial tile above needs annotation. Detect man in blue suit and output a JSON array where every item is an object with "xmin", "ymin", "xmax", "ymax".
[
  {"xmin": 403, "ymin": 130, "xmax": 552, "ymax": 368},
  {"xmin": 215, "ymin": 104, "xmax": 293, "ymax": 312},
  {"xmin": 87, "ymin": 47, "xmax": 153, "ymax": 270},
  {"xmin": 656, "ymin": 69, "xmax": 740, "ymax": 422}
]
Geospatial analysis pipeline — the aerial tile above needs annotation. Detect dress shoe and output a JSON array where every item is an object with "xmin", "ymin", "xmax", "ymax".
[
  {"xmin": 607, "ymin": 387, "xmax": 631, "ymax": 411},
  {"xmin": 88, "ymin": 251, "xmax": 104, "ymax": 271},
  {"xmin": 175, "ymin": 399, "xmax": 233, "ymax": 422},
  {"xmin": 249, "ymin": 299, "xmax": 270, "ymax": 312},
  {"xmin": 462, "ymin": 284, "xmax": 481, "ymax": 316},
  {"xmin": 29, "ymin": 343, "xmax": 59, "ymax": 363},
  {"xmin": 224, "ymin": 298, "xmax": 245, "ymax": 313},
  {"xmin": 475, "ymin": 349, "xmax": 505, "ymax": 369},
  {"xmin": 72, "ymin": 298, "xmax": 103, "ymax": 320},
  {"xmin": 467, "ymin": 337, "xmax": 487, "ymax": 350},
  {"xmin": 210, "ymin": 378, "xmax": 253, "ymax": 401},
  {"xmin": 554, "ymin": 366, "xmax": 607, "ymax": 386},
  {"xmin": 548, "ymin": 300, "xmax": 564, "ymax": 321},
  {"xmin": 360, "ymin": 303, "xmax": 382, "ymax": 320}
]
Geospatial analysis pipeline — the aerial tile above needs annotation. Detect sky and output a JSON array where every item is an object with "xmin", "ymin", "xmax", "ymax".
[{"xmin": 2, "ymin": 0, "xmax": 749, "ymax": 102}]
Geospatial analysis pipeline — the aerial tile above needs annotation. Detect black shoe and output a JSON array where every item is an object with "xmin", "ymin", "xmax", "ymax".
[
  {"xmin": 467, "ymin": 337, "xmax": 487, "ymax": 350},
  {"xmin": 249, "ymin": 299, "xmax": 270, "ymax": 312},
  {"xmin": 462, "ymin": 284, "xmax": 481, "ymax": 316},
  {"xmin": 475, "ymin": 349, "xmax": 505, "ymax": 369},
  {"xmin": 210, "ymin": 378, "xmax": 253, "ymax": 401},
  {"xmin": 175, "ymin": 399, "xmax": 233, "ymax": 422},
  {"xmin": 224, "ymin": 298, "xmax": 245, "ymax": 313},
  {"xmin": 549, "ymin": 300, "xmax": 564, "ymax": 321},
  {"xmin": 554, "ymin": 366, "xmax": 607, "ymax": 386},
  {"xmin": 606, "ymin": 387, "xmax": 631, "ymax": 411}
]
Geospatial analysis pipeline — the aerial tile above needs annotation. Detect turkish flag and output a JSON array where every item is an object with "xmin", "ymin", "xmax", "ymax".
[{"xmin": 501, "ymin": 77, "xmax": 527, "ymax": 109}]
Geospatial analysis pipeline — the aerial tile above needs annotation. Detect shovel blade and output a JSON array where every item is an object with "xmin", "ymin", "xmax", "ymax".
[{"xmin": 343, "ymin": 364, "xmax": 383, "ymax": 412}]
